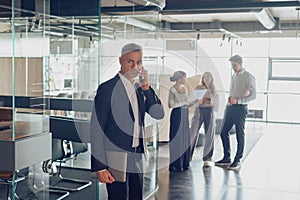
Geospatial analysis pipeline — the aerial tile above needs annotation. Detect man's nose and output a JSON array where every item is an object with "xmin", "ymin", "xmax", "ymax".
[{"xmin": 132, "ymin": 62, "xmax": 140, "ymax": 69}]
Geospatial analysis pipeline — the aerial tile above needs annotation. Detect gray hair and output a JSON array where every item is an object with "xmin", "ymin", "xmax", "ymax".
[{"xmin": 121, "ymin": 43, "xmax": 143, "ymax": 55}]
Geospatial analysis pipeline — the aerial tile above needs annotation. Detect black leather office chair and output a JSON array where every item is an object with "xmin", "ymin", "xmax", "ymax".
[{"xmin": 48, "ymin": 117, "xmax": 91, "ymax": 192}]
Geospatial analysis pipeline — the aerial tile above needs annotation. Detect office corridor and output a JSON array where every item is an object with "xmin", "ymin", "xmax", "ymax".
[{"xmin": 153, "ymin": 123, "xmax": 300, "ymax": 200}]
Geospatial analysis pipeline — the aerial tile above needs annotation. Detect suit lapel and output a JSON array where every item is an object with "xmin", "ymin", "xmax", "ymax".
[{"xmin": 114, "ymin": 74, "xmax": 135, "ymax": 121}]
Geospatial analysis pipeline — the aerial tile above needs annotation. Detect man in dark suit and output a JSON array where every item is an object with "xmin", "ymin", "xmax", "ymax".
[{"xmin": 90, "ymin": 43, "xmax": 164, "ymax": 200}]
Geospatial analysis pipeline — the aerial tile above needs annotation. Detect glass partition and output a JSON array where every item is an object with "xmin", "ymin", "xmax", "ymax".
[
  {"xmin": 100, "ymin": 10, "xmax": 163, "ymax": 197},
  {"xmin": 43, "ymin": 2, "xmax": 164, "ymax": 199},
  {"xmin": 41, "ymin": 2, "xmax": 101, "ymax": 200},
  {"xmin": 0, "ymin": 0, "xmax": 52, "ymax": 199}
]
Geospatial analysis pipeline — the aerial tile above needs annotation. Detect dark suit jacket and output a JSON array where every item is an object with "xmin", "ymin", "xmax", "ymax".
[{"xmin": 90, "ymin": 74, "xmax": 164, "ymax": 172}]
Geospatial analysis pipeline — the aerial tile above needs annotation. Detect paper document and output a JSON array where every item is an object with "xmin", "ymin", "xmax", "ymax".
[
  {"xmin": 106, "ymin": 151, "xmax": 127, "ymax": 182},
  {"xmin": 189, "ymin": 89, "xmax": 207, "ymax": 102}
]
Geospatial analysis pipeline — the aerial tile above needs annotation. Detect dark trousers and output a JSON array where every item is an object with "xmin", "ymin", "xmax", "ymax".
[
  {"xmin": 169, "ymin": 107, "xmax": 190, "ymax": 170},
  {"xmin": 106, "ymin": 172, "xmax": 143, "ymax": 200},
  {"xmin": 106, "ymin": 153, "xmax": 143, "ymax": 200},
  {"xmin": 220, "ymin": 105, "xmax": 248, "ymax": 162}
]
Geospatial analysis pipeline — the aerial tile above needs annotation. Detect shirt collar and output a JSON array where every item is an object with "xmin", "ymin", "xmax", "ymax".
[
  {"xmin": 235, "ymin": 68, "xmax": 246, "ymax": 75},
  {"xmin": 118, "ymin": 72, "xmax": 134, "ymax": 86}
]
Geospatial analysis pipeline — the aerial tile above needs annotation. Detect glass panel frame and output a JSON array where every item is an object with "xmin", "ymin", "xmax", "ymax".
[{"xmin": 269, "ymin": 58, "xmax": 300, "ymax": 81}]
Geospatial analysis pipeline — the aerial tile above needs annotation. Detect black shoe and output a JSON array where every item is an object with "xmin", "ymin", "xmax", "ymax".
[
  {"xmin": 215, "ymin": 158, "xmax": 231, "ymax": 166},
  {"xmin": 228, "ymin": 161, "xmax": 241, "ymax": 170}
]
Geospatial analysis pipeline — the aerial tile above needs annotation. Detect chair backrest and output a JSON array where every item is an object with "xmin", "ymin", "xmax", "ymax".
[
  {"xmin": 57, "ymin": 93, "xmax": 68, "ymax": 98},
  {"xmin": 52, "ymin": 138, "xmax": 66, "ymax": 161},
  {"xmin": 50, "ymin": 117, "xmax": 89, "ymax": 161},
  {"xmin": 71, "ymin": 142, "xmax": 88, "ymax": 155},
  {"xmin": 50, "ymin": 116, "xmax": 90, "ymax": 143}
]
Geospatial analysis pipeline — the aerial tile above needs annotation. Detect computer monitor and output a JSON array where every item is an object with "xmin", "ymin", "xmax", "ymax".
[{"xmin": 64, "ymin": 79, "xmax": 72, "ymax": 89}]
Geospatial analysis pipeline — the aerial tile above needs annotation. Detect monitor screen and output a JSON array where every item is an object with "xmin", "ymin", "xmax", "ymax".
[{"xmin": 64, "ymin": 79, "xmax": 72, "ymax": 88}]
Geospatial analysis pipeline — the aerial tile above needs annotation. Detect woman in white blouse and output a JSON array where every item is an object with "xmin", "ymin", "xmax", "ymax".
[{"xmin": 168, "ymin": 71, "xmax": 198, "ymax": 171}]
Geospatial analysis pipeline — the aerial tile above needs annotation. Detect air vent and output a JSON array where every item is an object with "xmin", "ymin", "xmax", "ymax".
[{"xmin": 279, "ymin": 22, "xmax": 298, "ymax": 30}]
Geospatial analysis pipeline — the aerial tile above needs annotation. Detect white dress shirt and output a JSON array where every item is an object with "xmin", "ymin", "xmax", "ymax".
[{"xmin": 118, "ymin": 73, "xmax": 140, "ymax": 148}]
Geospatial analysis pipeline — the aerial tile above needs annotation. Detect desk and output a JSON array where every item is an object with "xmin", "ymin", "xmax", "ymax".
[
  {"xmin": 0, "ymin": 121, "xmax": 41, "ymax": 141},
  {"xmin": 0, "ymin": 114, "xmax": 51, "ymax": 172}
]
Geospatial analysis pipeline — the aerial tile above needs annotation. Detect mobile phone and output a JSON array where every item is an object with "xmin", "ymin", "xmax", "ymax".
[
  {"xmin": 139, "ymin": 75, "xmax": 145, "ymax": 84},
  {"xmin": 139, "ymin": 68, "xmax": 145, "ymax": 83}
]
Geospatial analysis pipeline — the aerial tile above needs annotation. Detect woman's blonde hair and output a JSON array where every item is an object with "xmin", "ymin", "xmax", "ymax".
[{"xmin": 201, "ymin": 71, "xmax": 216, "ymax": 95}]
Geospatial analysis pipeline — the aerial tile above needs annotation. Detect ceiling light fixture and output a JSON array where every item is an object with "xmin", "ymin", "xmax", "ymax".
[
  {"xmin": 45, "ymin": 31, "xmax": 64, "ymax": 37},
  {"xmin": 196, "ymin": 29, "xmax": 200, "ymax": 40},
  {"xmin": 252, "ymin": 8, "xmax": 276, "ymax": 29}
]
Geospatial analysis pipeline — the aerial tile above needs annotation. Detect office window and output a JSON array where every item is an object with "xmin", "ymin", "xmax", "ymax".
[
  {"xmin": 268, "ymin": 59, "xmax": 300, "ymax": 123},
  {"xmin": 270, "ymin": 59, "xmax": 300, "ymax": 81}
]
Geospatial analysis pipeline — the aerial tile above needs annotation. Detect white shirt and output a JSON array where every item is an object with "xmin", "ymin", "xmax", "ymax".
[{"xmin": 118, "ymin": 73, "xmax": 140, "ymax": 147}]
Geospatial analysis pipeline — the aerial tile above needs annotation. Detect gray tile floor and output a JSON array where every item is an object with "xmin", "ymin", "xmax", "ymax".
[
  {"xmin": 63, "ymin": 122, "xmax": 300, "ymax": 200},
  {"xmin": 152, "ymin": 122, "xmax": 300, "ymax": 200},
  {"xmin": 63, "ymin": 122, "xmax": 270, "ymax": 200}
]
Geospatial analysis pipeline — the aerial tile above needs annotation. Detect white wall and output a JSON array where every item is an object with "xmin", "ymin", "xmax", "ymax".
[{"xmin": 0, "ymin": 33, "xmax": 49, "ymax": 57}]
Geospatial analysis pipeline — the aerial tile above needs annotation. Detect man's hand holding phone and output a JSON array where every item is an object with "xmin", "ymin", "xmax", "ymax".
[{"xmin": 139, "ymin": 67, "xmax": 149, "ymax": 90}]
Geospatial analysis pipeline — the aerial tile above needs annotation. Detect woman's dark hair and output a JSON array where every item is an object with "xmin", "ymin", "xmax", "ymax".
[{"xmin": 170, "ymin": 71, "xmax": 186, "ymax": 82}]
